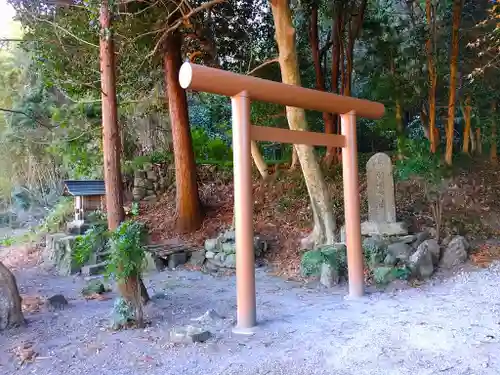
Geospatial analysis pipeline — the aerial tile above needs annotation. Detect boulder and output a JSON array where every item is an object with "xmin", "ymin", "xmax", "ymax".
[
  {"xmin": 146, "ymin": 171, "xmax": 157, "ymax": 181},
  {"xmin": 413, "ymin": 231, "xmax": 430, "ymax": 249},
  {"xmin": 221, "ymin": 230, "xmax": 236, "ymax": 242},
  {"xmin": 133, "ymin": 177, "xmax": 146, "ymax": 188},
  {"xmin": 132, "ymin": 187, "xmax": 146, "ymax": 200},
  {"xmin": 383, "ymin": 253, "xmax": 398, "ymax": 266},
  {"xmin": 223, "ymin": 254, "xmax": 236, "ymax": 268},
  {"xmin": 204, "ymin": 238, "xmax": 218, "ymax": 252},
  {"xmin": 170, "ymin": 326, "xmax": 211, "ymax": 344},
  {"xmin": 205, "ymin": 251, "xmax": 216, "ymax": 259},
  {"xmin": 360, "ymin": 221, "xmax": 408, "ymax": 237},
  {"xmin": 440, "ymin": 236, "xmax": 469, "ymax": 269},
  {"xmin": 387, "ymin": 242, "xmax": 413, "ymax": 262},
  {"xmin": 409, "ymin": 245, "xmax": 434, "ymax": 279},
  {"xmin": 168, "ymin": 252, "xmax": 188, "ymax": 269},
  {"xmin": 82, "ymin": 280, "xmax": 106, "ymax": 296},
  {"xmin": 188, "ymin": 250, "xmax": 206, "ymax": 268},
  {"xmin": 0, "ymin": 262, "xmax": 24, "ymax": 330},
  {"xmin": 134, "ymin": 171, "xmax": 147, "ymax": 179},
  {"xmin": 417, "ymin": 239, "xmax": 440, "ymax": 265},
  {"xmin": 320, "ymin": 263, "xmax": 339, "ymax": 287},
  {"xmin": 45, "ymin": 235, "xmax": 80, "ymax": 276}
]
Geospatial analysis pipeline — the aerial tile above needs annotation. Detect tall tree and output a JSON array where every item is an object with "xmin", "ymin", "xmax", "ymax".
[
  {"xmin": 270, "ymin": 0, "xmax": 336, "ymax": 246},
  {"xmin": 99, "ymin": 0, "xmax": 147, "ymax": 326},
  {"xmin": 164, "ymin": 31, "xmax": 202, "ymax": 232},
  {"xmin": 445, "ymin": 0, "xmax": 463, "ymax": 165},
  {"xmin": 425, "ymin": 0, "xmax": 439, "ymax": 153}
]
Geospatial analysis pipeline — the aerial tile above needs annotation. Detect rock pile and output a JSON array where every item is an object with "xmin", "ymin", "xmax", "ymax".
[
  {"xmin": 201, "ymin": 230, "xmax": 268, "ymax": 273},
  {"xmin": 301, "ymin": 232, "xmax": 472, "ymax": 287},
  {"xmin": 132, "ymin": 163, "xmax": 173, "ymax": 201}
]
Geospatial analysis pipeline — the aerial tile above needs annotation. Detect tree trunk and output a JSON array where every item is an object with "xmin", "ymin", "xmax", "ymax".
[
  {"xmin": 289, "ymin": 146, "xmax": 299, "ymax": 171},
  {"xmin": 100, "ymin": 1, "xmax": 147, "ymax": 326},
  {"xmin": 491, "ymin": 101, "xmax": 497, "ymax": 164},
  {"xmin": 270, "ymin": 0, "xmax": 336, "ymax": 246},
  {"xmin": 0, "ymin": 262, "xmax": 25, "ymax": 330},
  {"xmin": 395, "ymin": 99, "xmax": 405, "ymax": 158},
  {"xmin": 444, "ymin": 0, "xmax": 462, "ymax": 165},
  {"xmin": 426, "ymin": 0, "xmax": 438, "ymax": 153},
  {"xmin": 477, "ymin": 127, "xmax": 482, "ymax": 154},
  {"xmin": 470, "ymin": 123, "xmax": 477, "ymax": 154},
  {"xmin": 251, "ymin": 141, "xmax": 269, "ymax": 179},
  {"xmin": 462, "ymin": 95, "xmax": 472, "ymax": 154},
  {"xmin": 164, "ymin": 31, "xmax": 203, "ymax": 233},
  {"xmin": 344, "ymin": 0, "xmax": 367, "ymax": 97},
  {"xmin": 309, "ymin": 4, "xmax": 335, "ymax": 166}
]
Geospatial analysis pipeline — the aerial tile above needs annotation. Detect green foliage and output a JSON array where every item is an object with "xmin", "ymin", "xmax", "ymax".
[
  {"xmin": 300, "ymin": 244, "xmax": 346, "ymax": 277},
  {"xmin": 107, "ymin": 220, "xmax": 147, "ymax": 282},
  {"xmin": 0, "ymin": 237, "xmax": 14, "ymax": 247},
  {"xmin": 73, "ymin": 223, "xmax": 109, "ymax": 267},
  {"xmin": 362, "ymin": 238, "xmax": 388, "ymax": 269},
  {"xmin": 111, "ymin": 297, "xmax": 135, "ymax": 330},
  {"xmin": 191, "ymin": 127, "xmax": 232, "ymax": 162},
  {"xmin": 40, "ymin": 197, "xmax": 73, "ymax": 233},
  {"xmin": 81, "ymin": 279, "xmax": 106, "ymax": 296},
  {"xmin": 130, "ymin": 202, "xmax": 139, "ymax": 217}
]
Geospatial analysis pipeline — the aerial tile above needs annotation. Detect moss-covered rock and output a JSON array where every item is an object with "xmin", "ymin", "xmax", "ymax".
[
  {"xmin": 301, "ymin": 244, "xmax": 346, "ymax": 278},
  {"xmin": 81, "ymin": 279, "xmax": 106, "ymax": 296}
]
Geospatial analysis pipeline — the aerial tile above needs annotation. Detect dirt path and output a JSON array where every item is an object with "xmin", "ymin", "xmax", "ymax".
[{"xmin": 2, "ymin": 256, "xmax": 500, "ymax": 375}]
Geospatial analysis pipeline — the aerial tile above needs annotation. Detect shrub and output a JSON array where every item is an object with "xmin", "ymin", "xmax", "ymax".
[
  {"xmin": 73, "ymin": 222, "xmax": 109, "ymax": 267},
  {"xmin": 40, "ymin": 197, "xmax": 73, "ymax": 233}
]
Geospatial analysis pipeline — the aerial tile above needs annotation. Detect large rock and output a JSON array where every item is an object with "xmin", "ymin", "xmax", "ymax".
[
  {"xmin": 387, "ymin": 242, "xmax": 413, "ymax": 262},
  {"xmin": 417, "ymin": 239, "xmax": 440, "ymax": 266},
  {"xmin": 204, "ymin": 238, "xmax": 219, "ymax": 252},
  {"xmin": 0, "ymin": 262, "xmax": 24, "ymax": 330},
  {"xmin": 373, "ymin": 266, "xmax": 396, "ymax": 285},
  {"xmin": 44, "ymin": 234, "xmax": 80, "ymax": 276},
  {"xmin": 320, "ymin": 263, "xmax": 339, "ymax": 287},
  {"xmin": 409, "ymin": 244, "xmax": 434, "ymax": 279},
  {"xmin": 223, "ymin": 254, "xmax": 236, "ymax": 268},
  {"xmin": 413, "ymin": 231, "xmax": 430, "ymax": 249},
  {"xmin": 170, "ymin": 326, "xmax": 211, "ymax": 344},
  {"xmin": 361, "ymin": 221, "xmax": 408, "ymax": 236},
  {"xmin": 188, "ymin": 250, "xmax": 206, "ymax": 268},
  {"xmin": 440, "ymin": 236, "xmax": 469, "ymax": 269},
  {"xmin": 168, "ymin": 253, "xmax": 187, "ymax": 269}
]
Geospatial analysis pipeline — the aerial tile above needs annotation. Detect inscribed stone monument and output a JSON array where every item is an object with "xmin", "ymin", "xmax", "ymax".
[{"xmin": 361, "ymin": 153, "xmax": 407, "ymax": 236}]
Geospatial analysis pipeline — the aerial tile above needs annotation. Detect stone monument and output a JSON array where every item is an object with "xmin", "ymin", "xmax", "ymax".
[{"xmin": 361, "ymin": 152, "xmax": 407, "ymax": 236}]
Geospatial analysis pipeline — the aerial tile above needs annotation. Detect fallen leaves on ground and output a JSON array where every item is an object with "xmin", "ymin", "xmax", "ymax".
[
  {"xmin": 21, "ymin": 295, "xmax": 44, "ymax": 313},
  {"xmin": 13, "ymin": 343, "xmax": 37, "ymax": 365},
  {"xmin": 470, "ymin": 244, "xmax": 500, "ymax": 268}
]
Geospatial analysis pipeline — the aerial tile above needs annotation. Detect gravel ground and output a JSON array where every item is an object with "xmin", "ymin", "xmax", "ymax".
[{"xmin": 2, "ymin": 261, "xmax": 500, "ymax": 375}]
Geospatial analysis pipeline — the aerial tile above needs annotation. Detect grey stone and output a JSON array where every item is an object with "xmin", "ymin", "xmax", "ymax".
[
  {"xmin": 387, "ymin": 242, "xmax": 413, "ymax": 262},
  {"xmin": 66, "ymin": 220, "xmax": 90, "ymax": 235},
  {"xmin": 45, "ymin": 235, "xmax": 80, "ymax": 276},
  {"xmin": 204, "ymin": 238, "xmax": 218, "ymax": 252},
  {"xmin": 361, "ymin": 221, "xmax": 408, "ymax": 236},
  {"xmin": 384, "ymin": 253, "xmax": 398, "ymax": 266},
  {"xmin": 223, "ymin": 254, "xmax": 236, "ymax": 268},
  {"xmin": 170, "ymin": 326, "xmax": 211, "ymax": 344},
  {"xmin": 222, "ymin": 230, "xmax": 236, "ymax": 242},
  {"xmin": 81, "ymin": 262, "xmax": 108, "ymax": 276},
  {"xmin": 134, "ymin": 170, "xmax": 147, "ymax": 179},
  {"xmin": 146, "ymin": 171, "xmax": 157, "ymax": 181},
  {"xmin": 413, "ymin": 231, "xmax": 431, "ymax": 248},
  {"xmin": 132, "ymin": 187, "xmax": 146, "ymax": 200},
  {"xmin": 82, "ymin": 280, "xmax": 105, "ymax": 296},
  {"xmin": 409, "ymin": 245, "xmax": 434, "ymax": 279},
  {"xmin": 221, "ymin": 242, "xmax": 236, "ymax": 254},
  {"xmin": 417, "ymin": 239, "xmax": 440, "ymax": 265},
  {"xmin": 168, "ymin": 252, "xmax": 187, "ymax": 269},
  {"xmin": 441, "ymin": 236, "xmax": 469, "ymax": 269},
  {"xmin": 205, "ymin": 251, "xmax": 215, "ymax": 259},
  {"xmin": 143, "ymin": 163, "xmax": 153, "ymax": 171},
  {"xmin": 144, "ymin": 252, "xmax": 166, "ymax": 272},
  {"xmin": 188, "ymin": 250, "xmax": 206, "ymax": 268},
  {"xmin": 320, "ymin": 263, "xmax": 339, "ymax": 288},
  {"xmin": 144, "ymin": 195, "xmax": 157, "ymax": 202},
  {"xmin": 133, "ymin": 177, "xmax": 146, "ymax": 188},
  {"xmin": 363, "ymin": 236, "xmax": 388, "ymax": 268},
  {"xmin": 214, "ymin": 252, "xmax": 226, "ymax": 263},
  {"xmin": 396, "ymin": 235, "xmax": 417, "ymax": 244},
  {"xmin": 144, "ymin": 179, "xmax": 154, "ymax": 189},
  {"xmin": 203, "ymin": 260, "xmax": 219, "ymax": 273},
  {"xmin": 45, "ymin": 294, "xmax": 68, "ymax": 311},
  {"xmin": 366, "ymin": 153, "xmax": 397, "ymax": 223},
  {"xmin": 0, "ymin": 265, "xmax": 25, "ymax": 330}
]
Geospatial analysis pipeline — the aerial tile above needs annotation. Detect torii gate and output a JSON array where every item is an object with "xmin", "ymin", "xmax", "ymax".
[{"xmin": 179, "ymin": 63, "xmax": 385, "ymax": 334}]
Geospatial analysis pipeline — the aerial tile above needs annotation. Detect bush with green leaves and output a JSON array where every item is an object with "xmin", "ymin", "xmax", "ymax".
[
  {"xmin": 106, "ymin": 220, "xmax": 147, "ymax": 282},
  {"xmin": 395, "ymin": 139, "xmax": 451, "ymax": 240},
  {"xmin": 191, "ymin": 127, "xmax": 232, "ymax": 163},
  {"xmin": 73, "ymin": 223, "xmax": 109, "ymax": 267},
  {"xmin": 40, "ymin": 197, "xmax": 74, "ymax": 233},
  {"xmin": 301, "ymin": 244, "xmax": 347, "ymax": 277}
]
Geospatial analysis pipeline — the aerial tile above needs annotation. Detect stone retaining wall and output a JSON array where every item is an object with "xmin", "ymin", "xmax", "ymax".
[{"xmin": 132, "ymin": 162, "xmax": 174, "ymax": 201}]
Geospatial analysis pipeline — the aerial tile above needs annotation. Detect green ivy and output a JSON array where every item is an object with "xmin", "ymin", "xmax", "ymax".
[
  {"xmin": 106, "ymin": 220, "xmax": 147, "ymax": 282},
  {"xmin": 73, "ymin": 223, "xmax": 109, "ymax": 267}
]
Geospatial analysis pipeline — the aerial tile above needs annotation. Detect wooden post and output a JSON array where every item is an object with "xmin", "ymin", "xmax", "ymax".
[
  {"xmin": 341, "ymin": 112, "xmax": 364, "ymax": 298},
  {"xmin": 232, "ymin": 91, "xmax": 257, "ymax": 333},
  {"xmin": 100, "ymin": 1, "xmax": 124, "ymax": 231}
]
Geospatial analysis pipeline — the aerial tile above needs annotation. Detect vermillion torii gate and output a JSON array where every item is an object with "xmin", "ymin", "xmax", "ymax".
[{"xmin": 179, "ymin": 63, "xmax": 385, "ymax": 333}]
